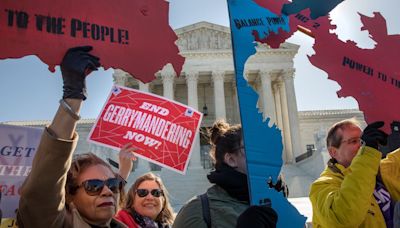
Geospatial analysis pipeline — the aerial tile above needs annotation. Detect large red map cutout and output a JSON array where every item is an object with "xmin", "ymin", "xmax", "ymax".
[
  {"xmin": 0, "ymin": 0, "xmax": 184, "ymax": 83},
  {"xmin": 253, "ymin": 0, "xmax": 399, "ymax": 132}
]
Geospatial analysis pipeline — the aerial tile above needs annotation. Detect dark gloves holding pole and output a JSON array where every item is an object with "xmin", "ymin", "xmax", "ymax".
[
  {"xmin": 268, "ymin": 175, "xmax": 289, "ymax": 198},
  {"xmin": 61, "ymin": 46, "xmax": 101, "ymax": 100},
  {"xmin": 361, "ymin": 121, "xmax": 388, "ymax": 150},
  {"xmin": 236, "ymin": 205, "xmax": 278, "ymax": 228}
]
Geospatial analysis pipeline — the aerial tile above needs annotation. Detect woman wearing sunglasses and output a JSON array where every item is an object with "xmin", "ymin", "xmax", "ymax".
[
  {"xmin": 17, "ymin": 46, "xmax": 127, "ymax": 228},
  {"xmin": 115, "ymin": 172, "xmax": 175, "ymax": 228}
]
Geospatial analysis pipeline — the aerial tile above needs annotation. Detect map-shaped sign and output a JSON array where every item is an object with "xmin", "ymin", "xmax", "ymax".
[
  {"xmin": 253, "ymin": 0, "xmax": 398, "ymax": 132},
  {"xmin": 0, "ymin": 0, "xmax": 184, "ymax": 83},
  {"xmin": 227, "ymin": 0, "xmax": 306, "ymax": 227}
]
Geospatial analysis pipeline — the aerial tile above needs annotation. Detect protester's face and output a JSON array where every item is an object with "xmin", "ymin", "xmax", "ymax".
[
  {"xmin": 329, "ymin": 125, "xmax": 362, "ymax": 168},
  {"xmin": 224, "ymin": 144, "xmax": 247, "ymax": 174},
  {"xmin": 233, "ymin": 147, "xmax": 247, "ymax": 174},
  {"xmin": 133, "ymin": 180, "xmax": 164, "ymax": 220},
  {"xmin": 72, "ymin": 165, "xmax": 118, "ymax": 226}
]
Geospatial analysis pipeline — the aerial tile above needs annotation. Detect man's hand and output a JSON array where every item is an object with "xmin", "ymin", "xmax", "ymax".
[
  {"xmin": 361, "ymin": 121, "xmax": 388, "ymax": 150},
  {"xmin": 118, "ymin": 143, "xmax": 137, "ymax": 180},
  {"xmin": 61, "ymin": 46, "xmax": 100, "ymax": 100},
  {"xmin": 236, "ymin": 205, "xmax": 278, "ymax": 228}
]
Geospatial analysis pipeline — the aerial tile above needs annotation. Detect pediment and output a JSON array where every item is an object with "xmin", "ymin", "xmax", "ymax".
[{"xmin": 174, "ymin": 21, "xmax": 232, "ymax": 51}]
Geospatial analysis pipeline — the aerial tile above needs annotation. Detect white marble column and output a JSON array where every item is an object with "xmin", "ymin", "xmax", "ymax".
[
  {"xmin": 278, "ymin": 80, "xmax": 294, "ymax": 164},
  {"xmin": 186, "ymin": 71, "xmax": 201, "ymax": 168},
  {"xmin": 138, "ymin": 81, "xmax": 150, "ymax": 93},
  {"xmin": 161, "ymin": 65, "xmax": 176, "ymax": 100},
  {"xmin": 259, "ymin": 70, "xmax": 277, "ymax": 126},
  {"xmin": 273, "ymin": 83, "xmax": 283, "ymax": 131},
  {"xmin": 212, "ymin": 71, "xmax": 226, "ymax": 120},
  {"xmin": 283, "ymin": 69, "xmax": 303, "ymax": 160}
]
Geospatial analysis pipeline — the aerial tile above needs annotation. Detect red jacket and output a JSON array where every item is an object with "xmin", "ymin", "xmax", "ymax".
[{"xmin": 115, "ymin": 209, "xmax": 140, "ymax": 228}]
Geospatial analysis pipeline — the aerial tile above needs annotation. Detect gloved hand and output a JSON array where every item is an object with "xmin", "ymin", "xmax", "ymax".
[
  {"xmin": 361, "ymin": 121, "xmax": 388, "ymax": 150},
  {"xmin": 61, "ymin": 46, "xmax": 100, "ymax": 100},
  {"xmin": 268, "ymin": 175, "xmax": 289, "ymax": 198},
  {"xmin": 236, "ymin": 205, "xmax": 278, "ymax": 228}
]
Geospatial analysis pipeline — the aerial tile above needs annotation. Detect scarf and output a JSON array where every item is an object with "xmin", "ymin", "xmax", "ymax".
[
  {"xmin": 374, "ymin": 175, "xmax": 395, "ymax": 228},
  {"xmin": 207, "ymin": 163, "xmax": 249, "ymax": 202},
  {"xmin": 128, "ymin": 209, "xmax": 170, "ymax": 228}
]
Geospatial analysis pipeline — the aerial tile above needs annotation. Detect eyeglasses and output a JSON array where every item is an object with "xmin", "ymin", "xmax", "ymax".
[
  {"xmin": 341, "ymin": 137, "xmax": 363, "ymax": 146},
  {"xmin": 136, "ymin": 189, "xmax": 164, "ymax": 198},
  {"xmin": 77, "ymin": 178, "xmax": 123, "ymax": 196}
]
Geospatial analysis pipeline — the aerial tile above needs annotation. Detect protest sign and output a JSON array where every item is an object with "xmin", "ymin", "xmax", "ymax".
[
  {"xmin": 88, "ymin": 85, "xmax": 203, "ymax": 174},
  {"xmin": 0, "ymin": 0, "xmax": 184, "ymax": 83},
  {"xmin": 0, "ymin": 124, "xmax": 42, "ymax": 226}
]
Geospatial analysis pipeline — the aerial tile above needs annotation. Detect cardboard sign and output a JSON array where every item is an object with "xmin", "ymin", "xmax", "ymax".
[
  {"xmin": 88, "ymin": 85, "xmax": 203, "ymax": 174},
  {"xmin": 0, "ymin": 0, "xmax": 184, "ymax": 83},
  {"xmin": 0, "ymin": 124, "xmax": 42, "ymax": 222}
]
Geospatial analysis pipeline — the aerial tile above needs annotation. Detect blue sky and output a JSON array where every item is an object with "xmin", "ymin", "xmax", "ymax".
[{"xmin": 0, "ymin": 0, "xmax": 398, "ymax": 122}]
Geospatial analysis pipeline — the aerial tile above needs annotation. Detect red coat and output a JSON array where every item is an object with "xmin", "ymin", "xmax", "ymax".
[{"xmin": 115, "ymin": 209, "xmax": 140, "ymax": 228}]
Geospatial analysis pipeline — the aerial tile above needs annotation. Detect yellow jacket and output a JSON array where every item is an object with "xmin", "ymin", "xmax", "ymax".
[
  {"xmin": 381, "ymin": 148, "xmax": 400, "ymax": 201},
  {"xmin": 310, "ymin": 146, "xmax": 386, "ymax": 228}
]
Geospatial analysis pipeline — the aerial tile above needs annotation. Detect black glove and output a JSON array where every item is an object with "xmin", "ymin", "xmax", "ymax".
[
  {"xmin": 61, "ymin": 46, "xmax": 100, "ymax": 100},
  {"xmin": 268, "ymin": 175, "xmax": 289, "ymax": 198},
  {"xmin": 361, "ymin": 121, "xmax": 388, "ymax": 150},
  {"xmin": 236, "ymin": 205, "xmax": 278, "ymax": 228}
]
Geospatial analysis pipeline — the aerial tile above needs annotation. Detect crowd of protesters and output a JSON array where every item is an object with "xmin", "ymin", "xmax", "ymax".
[{"xmin": 1, "ymin": 46, "xmax": 398, "ymax": 228}]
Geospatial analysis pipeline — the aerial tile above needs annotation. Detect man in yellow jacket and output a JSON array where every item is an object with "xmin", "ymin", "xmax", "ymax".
[{"xmin": 310, "ymin": 119, "xmax": 399, "ymax": 227}]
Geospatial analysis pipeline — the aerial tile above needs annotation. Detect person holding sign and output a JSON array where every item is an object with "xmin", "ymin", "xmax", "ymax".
[
  {"xmin": 115, "ymin": 172, "xmax": 175, "ymax": 228},
  {"xmin": 17, "ymin": 46, "xmax": 127, "ymax": 228},
  {"xmin": 173, "ymin": 120, "xmax": 278, "ymax": 228},
  {"xmin": 310, "ymin": 119, "xmax": 400, "ymax": 227}
]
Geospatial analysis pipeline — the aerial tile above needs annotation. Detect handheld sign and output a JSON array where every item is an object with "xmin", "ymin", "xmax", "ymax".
[
  {"xmin": 0, "ymin": 124, "xmax": 42, "ymax": 227},
  {"xmin": 88, "ymin": 85, "xmax": 203, "ymax": 174}
]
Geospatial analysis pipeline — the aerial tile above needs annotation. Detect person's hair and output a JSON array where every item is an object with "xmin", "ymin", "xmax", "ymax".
[
  {"xmin": 326, "ymin": 118, "xmax": 361, "ymax": 148},
  {"xmin": 124, "ymin": 172, "xmax": 174, "ymax": 225},
  {"xmin": 65, "ymin": 153, "xmax": 124, "ymax": 206},
  {"xmin": 208, "ymin": 119, "xmax": 243, "ymax": 169}
]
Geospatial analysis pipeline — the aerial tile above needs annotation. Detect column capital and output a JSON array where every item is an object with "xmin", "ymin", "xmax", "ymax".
[
  {"xmin": 212, "ymin": 71, "xmax": 225, "ymax": 82},
  {"xmin": 162, "ymin": 73, "xmax": 175, "ymax": 84},
  {"xmin": 185, "ymin": 71, "xmax": 199, "ymax": 83},
  {"xmin": 161, "ymin": 63, "xmax": 177, "ymax": 77},
  {"xmin": 113, "ymin": 70, "xmax": 128, "ymax": 86},
  {"xmin": 283, "ymin": 68, "xmax": 295, "ymax": 80}
]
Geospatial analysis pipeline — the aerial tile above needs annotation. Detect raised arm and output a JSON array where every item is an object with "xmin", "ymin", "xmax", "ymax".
[{"xmin": 17, "ymin": 46, "xmax": 100, "ymax": 227}]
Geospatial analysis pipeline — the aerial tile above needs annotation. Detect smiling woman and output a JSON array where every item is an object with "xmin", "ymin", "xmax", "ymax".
[{"xmin": 115, "ymin": 172, "xmax": 175, "ymax": 228}]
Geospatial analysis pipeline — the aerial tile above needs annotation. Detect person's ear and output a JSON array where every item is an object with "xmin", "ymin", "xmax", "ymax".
[
  {"xmin": 224, "ymin": 153, "xmax": 238, "ymax": 168},
  {"xmin": 328, "ymin": 146, "xmax": 337, "ymax": 159}
]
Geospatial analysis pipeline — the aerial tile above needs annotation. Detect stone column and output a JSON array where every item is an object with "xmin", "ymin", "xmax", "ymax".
[
  {"xmin": 259, "ymin": 70, "xmax": 277, "ymax": 126},
  {"xmin": 113, "ymin": 69, "xmax": 128, "ymax": 86},
  {"xmin": 273, "ymin": 83, "xmax": 283, "ymax": 130},
  {"xmin": 186, "ymin": 71, "xmax": 201, "ymax": 168},
  {"xmin": 161, "ymin": 64, "xmax": 176, "ymax": 100},
  {"xmin": 278, "ymin": 80, "xmax": 294, "ymax": 164},
  {"xmin": 139, "ymin": 81, "xmax": 150, "ymax": 93},
  {"xmin": 212, "ymin": 71, "xmax": 226, "ymax": 120},
  {"xmin": 283, "ymin": 69, "xmax": 302, "ymax": 160}
]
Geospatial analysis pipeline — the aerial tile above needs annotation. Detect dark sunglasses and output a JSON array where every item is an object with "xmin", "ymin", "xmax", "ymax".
[
  {"xmin": 136, "ymin": 189, "xmax": 164, "ymax": 198},
  {"xmin": 78, "ymin": 178, "xmax": 123, "ymax": 196}
]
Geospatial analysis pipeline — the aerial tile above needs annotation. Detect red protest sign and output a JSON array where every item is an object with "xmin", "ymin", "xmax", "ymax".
[
  {"xmin": 0, "ymin": 0, "xmax": 184, "ymax": 83},
  {"xmin": 88, "ymin": 85, "xmax": 203, "ymax": 174}
]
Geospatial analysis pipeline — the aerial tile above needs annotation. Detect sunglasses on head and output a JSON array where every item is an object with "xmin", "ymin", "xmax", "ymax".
[
  {"xmin": 78, "ymin": 178, "xmax": 123, "ymax": 196},
  {"xmin": 136, "ymin": 189, "xmax": 164, "ymax": 198}
]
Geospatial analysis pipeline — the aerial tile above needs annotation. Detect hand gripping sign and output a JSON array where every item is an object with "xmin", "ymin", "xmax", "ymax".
[{"xmin": 88, "ymin": 85, "xmax": 203, "ymax": 174}]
